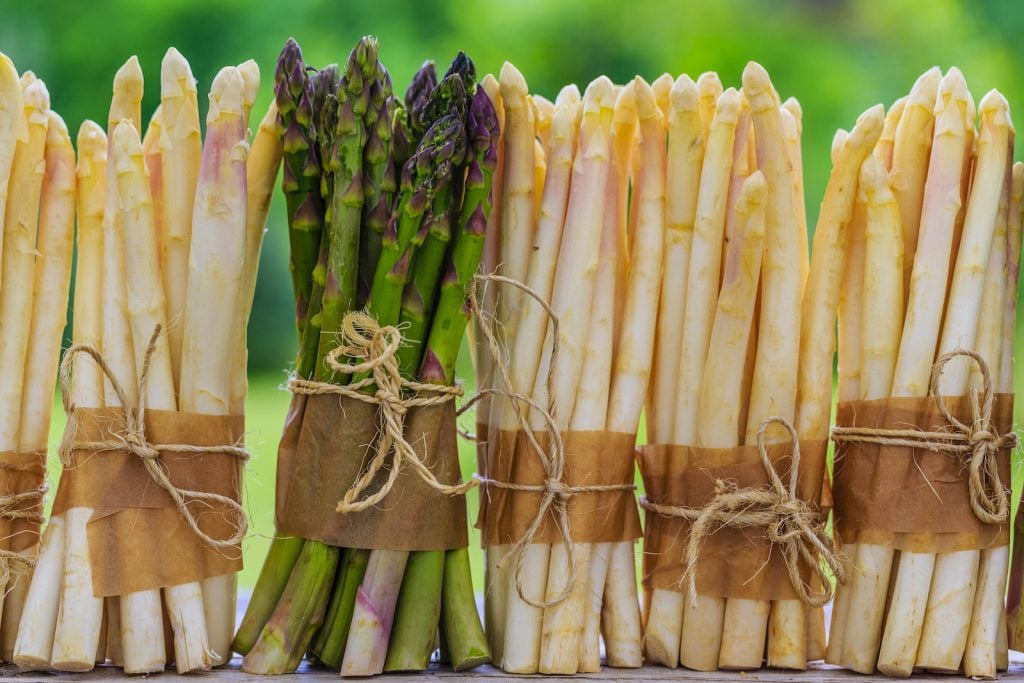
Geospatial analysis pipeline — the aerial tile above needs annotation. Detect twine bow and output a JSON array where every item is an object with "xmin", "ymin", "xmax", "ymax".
[
  {"xmin": 831, "ymin": 349, "xmax": 1016, "ymax": 525},
  {"xmin": 0, "ymin": 483, "xmax": 47, "ymax": 581},
  {"xmin": 466, "ymin": 274, "xmax": 635, "ymax": 608},
  {"xmin": 288, "ymin": 310, "xmax": 471, "ymax": 513},
  {"xmin": 640, "ymin": 416, "xmax": 844, "ymax": 608},
  {"xmin": 58, "ymin": 325, "xmax": 250, "ymax": 551}
]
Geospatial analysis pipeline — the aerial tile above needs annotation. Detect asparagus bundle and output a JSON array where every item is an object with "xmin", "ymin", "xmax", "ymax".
[
  {"xmin": 237, "ymin": 37, "xmax": 495, "ymax": 676},
  {"xmin": 16, "ymin": 50, "xmax": 275, "ymax": 673},
  {"xmin": 829, "ymin": 69, "xmax": 1017, "ymax": 680},
  {"xmin": 0, "ymin": 64, "xmax": 75, "ymax": 664},
  {"xmin": 475, "ymin": 67, "xmax": 648, "ymax": 675},
  {"xmin": 642, "ymin": 63, "xmax": 877, "ymax": 671}
]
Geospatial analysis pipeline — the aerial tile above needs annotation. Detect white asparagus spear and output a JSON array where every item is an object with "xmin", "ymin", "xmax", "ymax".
[
  {"xmin": 781, "ymin": 101, "xmax": 809, "ymax": 294},
  {"xmin": 533, "ymin": 100, "xmax": 588, "ymax": 676},
  {"xmin": 879, "ymin": 68, "xmax": 972, "ymax": 677},
  {"xmin": 114, "ymin": 119, "xmax": 213, "ymax": 674},
  {"xmin": 916, "ymin": 90, "xmax": 1012, "ymax": 674},
  {"xmin": 159, "ymin": 48, "xmax": 202, "ymax": 391},
  {"xmin": 476, "ymin": 74, "xmax": 505, "ymax": 659},
  {"xmin": 649, "ymin": 75, "xmax": 701, "ymax": 447},
  {"xmin": 891, "ymin": 67, "xmax": 940, "ymax": 298},
  {"xmin": 696, "ymin": 72, "xmax": 722, "ymax": 142},
  {"xmin": 792, "ymin": 101, "xmax": 884, "ymax": 670},
  {"xmin": 0, "ymin": 53, "xmax": 24, "ymax": 288},
  {"xmin": 18, "ymin": 120, "xmax": 105, "ymax": 671},
  {"xmin": 533, "ymin": 94, "xmax": 554, "ymax": 153},
  {"xmin": 673, "ymin": 86, "xmax": 742, "ymax": 673},
  {"xmin": 20, "ymin": 112, "xmax": 79, "ymax": 670},
  {"xmin": 837, "ymin": 156, "xmax": 904, "ymax": 674},
  {"xmin": 533, "ymin": 137, "xmax": 546, "ymax": 222},
  {"xmin": 611, "ymin": 85, "xmax": 638, "ymax": 366},
  {"xmin": 876, "ymin": 96, "xmax": 907, "ymax": 171},
  {"xmin": 141, "ymin": 106, "xmax": 162, "ymax": 243},
  {"xmin": 236, "ymin": 59, "xmax": 259, "ymax": 132},
  {"xmin": 179, "ymin": 66, "xmax": 248, "ymax": 667},
  {"xmin": 643, "ymin": 76, "xmax": 701, "ymax": 669},
  {"xmin": 837, "ymin": 195, "xmax": 866, "ymax": 404},
  {"xmin": 0, "ymin": 79, "xmax": 48, "ymax": 642},
  {"xmin": 700, "ymin": 174, "xmax": 768, "ymax": 672},
  {"xmin": 962, "ymin": 152, "xmax": 1011, "ymax": 679},
  {"xmin": 563, "ymin": 138, "xmax": 618, "ymax": 675},
  {"xmin": 229, "ymin": 100, "xmax": 281, "ymax": 417},
  {"xmin": 601, "ymin": 77, "xmax": 666, "ymax": 671},
  {"xmin": 503, "ymin": 76, "xmax": 616, "ymax": 675},
  {"xmin": 652, "ymin": 73, "xmax": 673, "ymax": 119}
]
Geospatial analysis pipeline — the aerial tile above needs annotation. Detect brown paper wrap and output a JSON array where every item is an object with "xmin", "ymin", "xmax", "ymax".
[
  {"xmin": 476, "ymin": 428, "xmax": 641, "ymax": 546},
  {"xmin": 52, "ymin": 407, "xmax": 245, "ymax": 597},
  {"xmin": 275, "ymin": 392, "xmax": 468, "ymax": 551},
  {"xmin": 638, "ymin": 440, "xmax": 827, "ymax": 601},
  {"xmin": 833, "ymin": 394, "xmax": 1014, "ymax": 553},
  {"xmin": 0, "ymin": 450, "xmax": 46, "ymax": 555}
]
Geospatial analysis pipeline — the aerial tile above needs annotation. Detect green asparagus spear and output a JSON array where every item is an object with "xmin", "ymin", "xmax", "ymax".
[
  {"xmin": 405, "ymin": 60, "xmax": 437, "ymax": 138},
  {"xmin": 276, "ymin": 38, "xmax": 323, "ymax": 342},
  {"xmin": 358, "ymin": 66, "xmax": 395, "ymax": 306}
]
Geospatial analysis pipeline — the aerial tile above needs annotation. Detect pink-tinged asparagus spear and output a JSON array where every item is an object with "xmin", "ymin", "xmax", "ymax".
[
  {"xmin": 916, "ymin": 89, "xmax": 1012, "ymax": 676},
  {"xmin": 878, "ymin": 68, "xmax": 972, "ymax": 678},
  {"xmin": 179, "ymin": 66, "xmax": 249, "ymax": 668},
  {"xmin": 141, "ymin": 106, "xmax": 163, "ymax": 243},
  {"xmin": 15, "ymin": 118, "xmax": 102, "ymax": 672},
  {"xmin": 876, "ymin": 96, "xmax": 906, "ymax": 171},
  {"xmin": 159, "ymin": 48, "xmax": 202, "ymax": 391}
]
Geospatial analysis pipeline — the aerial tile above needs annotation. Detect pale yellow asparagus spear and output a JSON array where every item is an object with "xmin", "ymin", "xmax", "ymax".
[
  {"xmin": 159, "ymin": 48, "xmax": 202, "ymax": 392},
  {"xmin": 674, "ymin": 87, "xmax": 742, "ymax": 674},
  {"xmin": 696, "ymin": 72, "xmax": 722, "ymax": 141},
  {"xmin": 534, "ymin": 94, "xmax": 554, "ymax": 151},
  {"xmin": 837, "ymin": 155, "xmax": 904, "ymax": 674},
  {"xmin": 652, "ymin": 72, "xmax": 673, "ymax": 119},
  {"xmin": 16, "ymin": 119, "xmax": 104, "ymax": 671},
  {"xmin": 648, "ymin": 75, "xmax": 701, "ymax": 449},
  {"xmin": 999, "ymin": 162, "xmax": 1023, "ymax": 399},
  {"xmin": 0, "ymin": 53, "xmax": 24, "ymax": 286},
  {"xmin": 179, "ymin": 66, "xmax": 248, "ymax": 667},
  {"xmin": 917, "ymin": 89, "xmax": 1012, "ymax": 675},
  {"xmin": 141, "ymin": 105, "xmax": 163, "ymax": 244},
  {"xmin": 504, "ymin": 76, "xmax": 615, "ymax": 675},
  {"xmin": 533, "ymin": 137, "xmax": 546, "ymax": 222},
  {"xmin": 876, "ymin": 96, "xmax": 907, "ymax": 171},
  {"xmin": 610, "ymin": 83, "xmax": 638, "ymax": 362},
  {"xmin": 962, "ymin": 151, "xmax": 1011, "ymax": 680},
  {"xmin": 837, "ymin": 195, "xmax": 866, "ymax": 403},
  {"xmin": 700, "ymin": 176, "xmax": 767, "ymax": 673},
  {"xmin": 878, "ymin": 68, "xmax": 972, "ymax": 678},
  {"xmin": 19, "ymin": 112, "xmax": 79, "ymax": 671},
  {"xmin": 601, "ymin": 77, "xmax": 665, "ymax": 671},
  {"xmin": 555, "ymin": 84, "xmax": 581, "ymax": 108},
  {"xmin": 891, "ymin": 67, "xmax": 941, "ymax": 299},
  {"xmin": 780, "ymin": 101, "xmax": 809, "ymax": 293},
  {"xmin": 229, "ymin": 99, "xmax": 281, "ymax": 417},
  {"xmin": 476, "ymin": 72, "xmax": 506, "ymax": 663},
  {"xmin": 236, "ymin": 59, "xmax": 259, "ymax": 132}
]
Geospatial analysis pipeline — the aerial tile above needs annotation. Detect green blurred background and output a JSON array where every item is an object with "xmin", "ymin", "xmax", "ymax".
[{"xmin": 3, "ymin": 0, "xmax": 1024, "ymax": 589}]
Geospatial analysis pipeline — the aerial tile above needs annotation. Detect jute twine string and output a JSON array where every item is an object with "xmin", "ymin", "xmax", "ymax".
[
  {"xmin": 288, "ymin": 310, "xmax": 471, "ymax": 513},
  {"xmin": 639, "ymin": 416, "xmax": 844, "ymax": 608},
  {"xmin": 0, "ymin": 483, "xmax": 47, "ymax": 581},
  {"xmin": 831, "ymin": 349, "xmax": 1016, "ymax": 525},
  {"xmin": 465, "ymin": 273, "xmax": 635, "ymax": 609},
  {"xmin": 58, "ymin": 325, "xmax": 250, "ymax": 550}
]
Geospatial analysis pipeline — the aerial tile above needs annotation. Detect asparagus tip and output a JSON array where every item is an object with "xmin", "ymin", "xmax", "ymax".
[
  {"xmin": 209, "ymin": 66, "xmax": 246, "ymax": 123},
  {"xmin": 585, "ymin": 74, "xmax": 617, "ymax": 115},
  {"xmin": 23, "ymin": 78, "xmax": 49, "ymax": 111},
  {"xmin": 555, "ymin": 82, "xmax": 581, "ymax": 107},
  {"xmin": 498, "ymin": 61, "xmax": 528, "ymax": 100},
  {"xmin": 632, "ymin": 76, "xmax": 661, "ymax": 120},
  {"xmin": 114, "ymin": 55, "xmax": 144, "ymax": 99},
  {"xmin": 670, "ymin": 73, "xmax": 699, "ymax": 113}
]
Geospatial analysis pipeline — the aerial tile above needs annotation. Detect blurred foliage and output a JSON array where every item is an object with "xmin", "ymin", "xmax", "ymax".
[{"xmin": 3, "ymin": 0, "xmax": 1023, "ymax": 370}]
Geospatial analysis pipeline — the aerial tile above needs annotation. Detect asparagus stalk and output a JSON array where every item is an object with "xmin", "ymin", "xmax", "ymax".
[
  {"xmin": 876, "ymin": 95, "xmax": 907, "ymax": 171},
  {"xmin": 276, "ymin": 38, "xmax": 324, "ymax": 343},
  {"xmin": 696, "ymin": 72, "xmax": 723, "ymax": 141},
  {"xmin": 916, "ymin": 89, "xmax": 1011, "ymax": 675},
  {"xmin": 358, "ymin": 67, "xmax": 395, "ymax": 305},
  {"xmin": 16, "ymin": 111, "xmax": 75, "ymax": 668},
  {"xmin": 0, "ymin": 53, "xmax": 22, "ymax": 284},
  {"xmin": 141, "ymin": 106, "xmax": 163, "ymax": 241},
  {"xmin": 0, "ymin": 78, "xmax": 49, "ymax": 663},
  {"xmin": 15, "ymin": 118, "xmax": 103, "ymax": 671},
  {"xmin": 158, "ymin": 48, "xmax": 202, "ymax": 389},
  {"xmin": 405, "ymin": 61, "xmax": 438, "ymax": 142},
  {"xmin": 891, "ymin": 67, "xmax": 941, "ymax": 299},
  {"xmin": 879, "ymin": 68, "xmax": 972, "ymax": 677}
]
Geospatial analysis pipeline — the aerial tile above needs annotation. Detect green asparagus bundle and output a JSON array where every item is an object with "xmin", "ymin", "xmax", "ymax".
[{"xmin": 235, "ymin": 36, "xmax": 497, "ymax": 676}]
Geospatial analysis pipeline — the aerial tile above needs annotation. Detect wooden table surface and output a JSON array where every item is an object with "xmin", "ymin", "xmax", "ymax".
[{"xmin": 1, "ymin": 655, "xmax": 1022, "ymax": 681}]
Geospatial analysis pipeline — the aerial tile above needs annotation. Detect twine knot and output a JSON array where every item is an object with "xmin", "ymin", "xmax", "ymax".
[
  {"xmin": 288, "ymin": 310, "xmax": 471, "ymax": 514},
  {"xmin": 57, "ymin": 325, "xmax": 250, "ymax": 552},
  {"xmin": 831, "ymin": 349, "xmax": 1015, "ymax": 525},
  {"xmin": 640, "ymin": 416, "xmax": 844, "ymax": 608}
]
